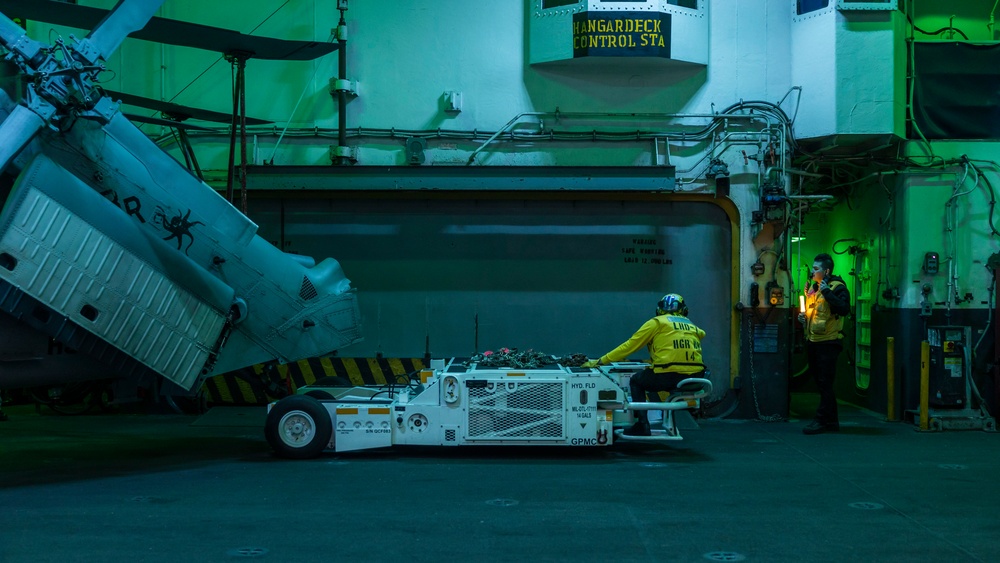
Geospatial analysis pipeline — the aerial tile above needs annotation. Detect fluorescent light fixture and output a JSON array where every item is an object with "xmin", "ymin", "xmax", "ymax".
[
  {"xmin": 440, "ymin": 225, "xmax": 657, "ymax": 235},
  {"xmin": 284, "ymin": 224, "xmax": 400, "ymax": 235},
  {"xmin": 791, "ymin": 236, "xmax": 806, "ymax": 243}
]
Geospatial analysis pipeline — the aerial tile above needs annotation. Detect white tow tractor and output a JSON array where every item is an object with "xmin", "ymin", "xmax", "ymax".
[{"xmin": 264, "ymin": 360, "xmax": 712, "ymax": 458}]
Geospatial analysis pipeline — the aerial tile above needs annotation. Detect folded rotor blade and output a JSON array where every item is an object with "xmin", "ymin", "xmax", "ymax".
[
  {"xmin": 0, "ymin": 11, "xmax": 43, "ymax": 63},
  {"xmin": 86, "ymin": 0, "xmax": 165, "ymax": 61},
  {"xmin": 0, "ymin": 105, "xmax": 44, "ymax": 175},
  {"xmin": 0, "ymin": 10, "xmax": 26, "ymax": 48},
  {"xmin": 0, "ymin": 0, "xmax": 339, "ymax": 61},
  {"xmin": 123, "ymin": 113, "xmax": 214, "ymax": 131},
  {"xmin": 106, "ymin": 90, "xmax": 273, "ymax": 126}
]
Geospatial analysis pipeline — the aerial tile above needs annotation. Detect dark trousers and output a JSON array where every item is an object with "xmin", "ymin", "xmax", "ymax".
[
  {"xmin": 629, "ymin": 368, "xmax": 695, "ymax": 422},
  {"xmin": 806, "ymin": 340, "xmax": 843, "ymax": 425}
]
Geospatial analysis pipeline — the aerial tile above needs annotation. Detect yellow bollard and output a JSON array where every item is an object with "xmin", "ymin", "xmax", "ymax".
[
  {"xmin": 919, "ymin": 341, "xmax": 930, "ymax": 430},
  {"xmin": 887, "ymin": 337, "xmax": 897, "ymax": 422}
]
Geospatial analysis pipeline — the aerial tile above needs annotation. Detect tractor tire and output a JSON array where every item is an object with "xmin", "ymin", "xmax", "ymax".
[{"xmin": 264, "ymin": 395, "xmax": 332, "ymax": 459}]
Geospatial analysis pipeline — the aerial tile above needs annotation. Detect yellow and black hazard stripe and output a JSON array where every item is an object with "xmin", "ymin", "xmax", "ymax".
[
  {"xmin": 202, "ymin": 357, "xmax": 428, "ymax": 405},
  {"xmin": 201, "ymin": 365, "xmax": 268, "ymax": 405}
]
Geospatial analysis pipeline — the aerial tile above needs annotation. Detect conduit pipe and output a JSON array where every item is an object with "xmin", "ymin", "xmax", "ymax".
[
  {"xmin": 167, "ymin": 109, "xmax": 791, "ymax": 180},
  {"xmin": 465, "ymin": 110, "xmax": 785, "ymax": 167},
  {"xmin": 336, "ymin": 7, "xmax": 349, "ymax": 165}
]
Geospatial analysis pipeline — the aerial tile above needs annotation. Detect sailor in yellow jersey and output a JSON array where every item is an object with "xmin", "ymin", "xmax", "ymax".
[
  {"xmin": 798, "ymin": 253, "xmax": 851, "ymax": 435},
  {"xmin": 583, "ymin": 293, "xmax": 706, "ymax": 436}
]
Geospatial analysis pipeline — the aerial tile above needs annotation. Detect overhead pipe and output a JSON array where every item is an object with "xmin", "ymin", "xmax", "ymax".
[
  {"xmin": 676, "ymin": 131, "xmax": 776, "ymax": 182},
  {"xmin": 175, "ymin": 115, "xmax": 782, "ymax": 152},
  {"xmin": 172, "ymin": 107, "xmax": 791, "ymax": 179},
  {"xmin": 768, "ymin": 167, "xmax": 825, "ymax": 179},
  {"xmin": 465, "ymin": 110, "xmax": 782, "ymax": 166}
]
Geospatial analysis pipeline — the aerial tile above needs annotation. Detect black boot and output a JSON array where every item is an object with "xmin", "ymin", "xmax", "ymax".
[{"xmin": 623, "ymin": 412, "xmax": 651, "ymax": 436}]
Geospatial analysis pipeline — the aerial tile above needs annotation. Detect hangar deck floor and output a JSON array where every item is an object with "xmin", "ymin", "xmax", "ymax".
[{"xmin": 1, "ymin": 394, "xmax": 997, "ymax": 563}]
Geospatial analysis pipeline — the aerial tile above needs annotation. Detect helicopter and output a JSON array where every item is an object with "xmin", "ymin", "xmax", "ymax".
[{"xmin": 0, "ymin": 0, "xmax": 361, "ymax": 405}]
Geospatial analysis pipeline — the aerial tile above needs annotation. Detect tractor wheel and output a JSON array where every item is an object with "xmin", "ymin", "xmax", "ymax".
[{"xmin": 264, "ymin": 395, "xmax": 332, "ymax": 459}]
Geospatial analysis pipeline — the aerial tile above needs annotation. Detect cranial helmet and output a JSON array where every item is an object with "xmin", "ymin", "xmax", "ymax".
[{"xmin": 656, "ymin": 293, "xmax": 688, "ymax": 316}]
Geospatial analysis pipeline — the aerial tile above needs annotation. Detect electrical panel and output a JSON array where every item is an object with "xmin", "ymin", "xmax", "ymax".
[
  {"xmin": 755, "ymin": 185, "xmax": 786, "ymax": 224},
  {"xmin": 405, "ymin": 137, "xmax": 426, "ymax": 165},
  {"xmin": 923, "ymin": 252, "xmax": 939, "ymax": 274},
  {"xmin": 927, "ymin": 326, "xmax": 969, "ymax": 408},
  {"xmin": 766, "ymin": 281, "xmax": 784, "ymax": 306}
]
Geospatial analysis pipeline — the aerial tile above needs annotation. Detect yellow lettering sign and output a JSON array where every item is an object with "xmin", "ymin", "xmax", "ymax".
[{"xmin": 571, "ymin": 13, "xmax": 669, "ymax": 57}]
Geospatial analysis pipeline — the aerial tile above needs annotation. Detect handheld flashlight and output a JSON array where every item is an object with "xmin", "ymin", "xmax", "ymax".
[{"xmin": 799, "ymin": 294, "xmax": 806, "ymax": 313}]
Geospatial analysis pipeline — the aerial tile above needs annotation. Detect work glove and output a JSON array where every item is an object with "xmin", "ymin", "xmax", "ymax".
[{"xmin": 582, "ymin": 359, "xmax": 601, "ymax": 368}]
